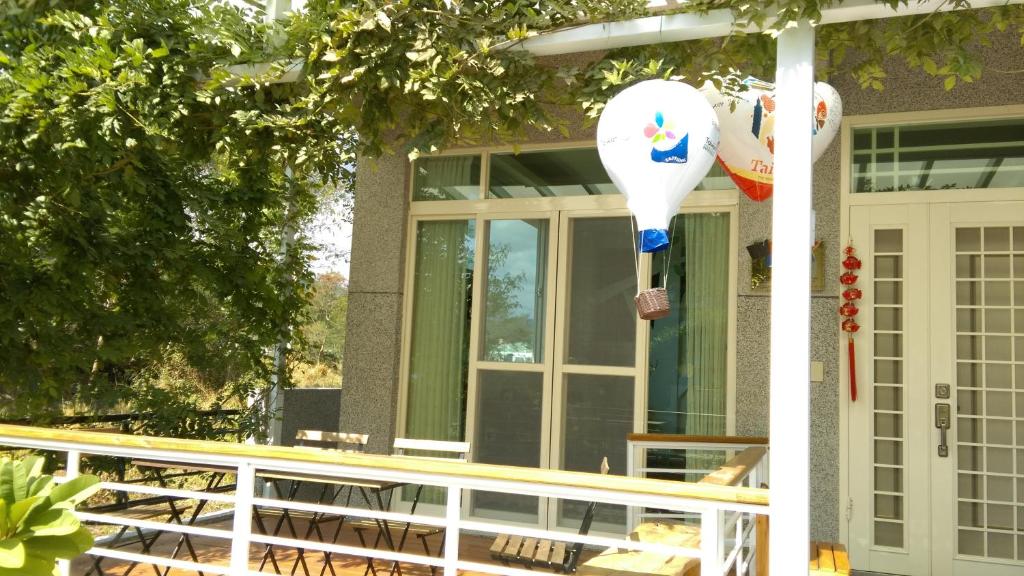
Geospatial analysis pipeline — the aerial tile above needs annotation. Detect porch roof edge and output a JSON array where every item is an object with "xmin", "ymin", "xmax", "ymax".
[{"xmin": 514, "ymin": 0, "xmax": 1023, "ymax": 56}]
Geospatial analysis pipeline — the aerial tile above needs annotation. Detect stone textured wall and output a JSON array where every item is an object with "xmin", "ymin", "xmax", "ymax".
[
  {"xmin": 340, "ymin": 154, "xmax": 410, "ymax": 455},
  {"xmin": 339, "ymin": 32, "xmax": 1023, "ymax": 539}
]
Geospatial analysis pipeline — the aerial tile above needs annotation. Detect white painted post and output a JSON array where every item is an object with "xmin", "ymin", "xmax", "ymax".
[
  {"xmin": 700, "ymin": 508, "xmax": 721, "ymax": 576},
  {"xmin": 59, "ymin": 450, "xmax": 82, "ymax": 576},
  {"xmin": 230, "ymin": 462, "xmax": 256, "ymax": 573},
  {"xmin": 770, "ymin": 20, "xmax": 815, "ymax": 576},
  {"xmin": 443, "ymin": 485, "xmax": 462, "ymax": 576}
]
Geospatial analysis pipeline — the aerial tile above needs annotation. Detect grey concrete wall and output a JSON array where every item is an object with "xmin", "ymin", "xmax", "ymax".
[
  {"xmin": 280, "ymin": 388, "xmax": 344, "ymax": 447},
  {"xmin": 340, "ymin": 154, "xmax": 411, "ymax": 455}
]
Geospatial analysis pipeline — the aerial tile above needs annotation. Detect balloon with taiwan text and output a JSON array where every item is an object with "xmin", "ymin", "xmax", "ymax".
[
  {"xmin": 701, "ymin": 77, "xmax": 842, "ymax": 202},
  {"xmin": 597, "ymin": 80, "xmax": 720, "ymax": 253}
]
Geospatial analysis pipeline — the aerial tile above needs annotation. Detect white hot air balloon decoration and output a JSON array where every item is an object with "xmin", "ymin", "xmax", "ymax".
[{"xmin": 597, "ymin": 79, "xmax": 720, "ymax": 319}]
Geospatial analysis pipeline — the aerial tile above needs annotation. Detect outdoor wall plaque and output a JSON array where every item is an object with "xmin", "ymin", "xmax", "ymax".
[{"xmin": 747, "ymin": 239, "xmax": 825, "ymax": 291}]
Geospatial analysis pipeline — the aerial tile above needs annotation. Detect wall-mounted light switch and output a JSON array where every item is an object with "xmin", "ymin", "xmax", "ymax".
[{"xmin": 810, "ymin": 361, "xmax": 824, "ymax": 383}]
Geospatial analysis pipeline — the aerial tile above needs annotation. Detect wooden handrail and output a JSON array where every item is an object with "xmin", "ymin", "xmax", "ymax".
[
  {"xmin": 0, "ymin": 424, "xmax": 769, "ymax": 507},
  {"xmin": 698, "ymin": 447, "xmax": 768, "ymax": 487},
  {"xmin": 627, "ymin": 433, "xmax": 769, "ymax": 445}
]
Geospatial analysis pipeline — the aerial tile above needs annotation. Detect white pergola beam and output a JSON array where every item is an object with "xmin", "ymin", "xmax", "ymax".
[
  {"xmin": 769, "ymin": 21, "xmax": 815, "ymax": 576},
  {"xmin": 518, "ymin": 0, "xmax": 1023, "ymax": 56}
]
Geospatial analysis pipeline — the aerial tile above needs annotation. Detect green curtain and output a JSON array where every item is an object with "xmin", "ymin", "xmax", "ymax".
[
  {"xmin": 681, "ymin": 213, "xmax": 730, "ymax": 435},
  {"xmin": 406, "ymin": 220, "xmax": 474, "ymax": 443},
  {"xmin": 681, "ymin": 213, "xmax": 730, "ymax": 472}
]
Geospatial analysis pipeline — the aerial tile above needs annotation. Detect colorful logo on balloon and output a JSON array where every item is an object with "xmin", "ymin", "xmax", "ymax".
[
  {"xmin": 644, "ymin": 111, "xmax": 689, "ymax": 164},
  {"xmin": 751, "ymin": 95, "xmax": 776, "ymax": 154}
]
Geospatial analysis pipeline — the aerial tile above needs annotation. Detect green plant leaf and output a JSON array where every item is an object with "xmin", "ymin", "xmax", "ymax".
[
  {"xmin": 8, "ymin": 497, "xmax": 45, "ymax": 531},
  {"xmin": 25, "ymin": 527, "xmax": 93, "ymax": 560},
  {"xmin": 0, "ymin": 539, "xmax": 25, "ymax": 569},
  {"xmin": 24, "ymin": 510, "xmax": 78, "ymax": 538},
  {"xmin": 47, "ymin": 476, "xmax": 100, "ymax": 509}
]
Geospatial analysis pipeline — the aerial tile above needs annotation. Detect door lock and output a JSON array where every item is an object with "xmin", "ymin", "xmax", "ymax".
[{"xmin": 935, "ymin": 403, "xmax": 951, "ymax": 457}]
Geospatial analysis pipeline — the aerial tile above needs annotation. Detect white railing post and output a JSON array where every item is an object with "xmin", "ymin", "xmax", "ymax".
[
  {"xmin": 626, "ymin": 440, "xmax": 637, "ymax": 531},
  {"xmin": 770, "ymin": 17, "xmax": 814, "ymax": 576},
  {"xmin": 443, "ymin": 484, "xmax": 462, "ymax": 576},
  {"xmin": 700, "ymin": 508, "xmax": 721, "ymax": 576},
  {"xmin": 59, "ymin": 450, "xmax": 81, "ymax": 576},
  {"xmin": 230, "ymin": 462, "xmax": 256, "ymax": 573}
]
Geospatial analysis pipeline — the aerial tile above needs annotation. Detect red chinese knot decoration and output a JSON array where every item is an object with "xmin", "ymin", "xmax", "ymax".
[{"xmin": 840, "ymin": 245, "xmax": 862, "ymax": 402}]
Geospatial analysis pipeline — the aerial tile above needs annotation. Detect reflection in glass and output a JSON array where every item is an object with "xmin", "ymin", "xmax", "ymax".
[
  {"xmin": 472, "ymin": 371, "xmax": 542, "ymax": 522},
  {"xmin": 566, "ymin": 218, "xmax": 636, "ymax": 366},
  {"xmin": 852, "ymin": 120, "xmax": 1024, "ymax": 193},
  {"xmin": 482, "ymin": 220, "xmax": 548, "ymax": 363},
  {"xmin": 488, "ymin": 149, "xmax": 731, "ymax": 199},
  {"xmin": 412, "ymin": 156, "xmax": 481, "ymax": 200}
]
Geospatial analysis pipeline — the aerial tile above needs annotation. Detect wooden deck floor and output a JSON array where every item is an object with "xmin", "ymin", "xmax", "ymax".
[{"xmin": 71, "ymin": 514, "xmax": 591, "ymax": 576}]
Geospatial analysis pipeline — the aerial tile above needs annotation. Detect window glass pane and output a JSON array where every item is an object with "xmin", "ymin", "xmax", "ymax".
[
  {"xmin": 647, "ymin": 213, "xmax": 731, "ymax": 436},
  {"xmin": 851, "ymin": 119, "xmax": 1024, "ymax": 193},
  {"xmin": 482, "ymin": 220, "xmax": 548, "ymax": 363},
  {"xmin": 566, "ymin": 217, "xmax": 637, "ymax": 366},
  {"xmin": 406, "ymin": 220, "xmax": 474, "ymax": 445},
  {"xmin": 472, "ymin": 371, "xmax": 542, "ymax": 522},
  {"xmin": 489, "ymin": 149, "xmax": 617, "ymax": 198},
  {"xmin": 413, "ymin": 155, "xmax": 481, "ymax": 200},
  {"xmin": 488, "ymin": 148, "xmax": 731, "ymax": 199}
]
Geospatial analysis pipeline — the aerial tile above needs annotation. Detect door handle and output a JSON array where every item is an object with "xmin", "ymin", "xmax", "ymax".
[{"xmin": 935, "ymin": 403, "xmax": 951, "ymax": 457}]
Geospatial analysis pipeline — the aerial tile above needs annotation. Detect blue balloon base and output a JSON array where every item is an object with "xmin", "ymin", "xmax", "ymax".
[{"xmin": 640, "ymin": 229, "xmax": 670, "ymax": 253}]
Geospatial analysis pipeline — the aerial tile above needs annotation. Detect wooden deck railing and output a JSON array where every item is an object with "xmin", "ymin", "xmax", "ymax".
[{"xmin": 0, "ymin": 424, "xmax": 769, "ymax": 576}]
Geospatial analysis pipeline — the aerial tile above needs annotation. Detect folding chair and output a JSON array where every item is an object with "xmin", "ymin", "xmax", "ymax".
[
  {"xmin": 256, "ymin": 430, "xmax": 369, "ymax": 576},
  {"xmin": 355, "ymin": 438, "xmax": 470, "ymax": 576}
]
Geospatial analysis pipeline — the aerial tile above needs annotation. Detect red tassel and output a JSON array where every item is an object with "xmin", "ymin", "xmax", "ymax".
[{"xmin": 848, "ymin": 336, "xmax": 858, "ymax": 402}]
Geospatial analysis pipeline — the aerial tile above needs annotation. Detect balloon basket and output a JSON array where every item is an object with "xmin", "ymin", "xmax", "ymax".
[{"xmin": 635, "ymin": 288, "xmax": 670, "ymax": 320}]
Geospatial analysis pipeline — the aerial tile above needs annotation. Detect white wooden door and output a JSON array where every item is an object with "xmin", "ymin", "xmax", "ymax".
[
  {"xmin": 928, "ymin": 202, "xmax": 1024, "ymax": 576},
  {"xmin": 848, "ymin": 201, "xmax": 1024, "ymax": 576}
]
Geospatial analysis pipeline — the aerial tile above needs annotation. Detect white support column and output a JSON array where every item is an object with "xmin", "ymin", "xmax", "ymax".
[
  {"xmin": 699, "ymin": 508, "xmax": 722, "ymax": 576},
  {"xmin": 769, "ymin": 20, "xmax": 815, "ymax": 576}
]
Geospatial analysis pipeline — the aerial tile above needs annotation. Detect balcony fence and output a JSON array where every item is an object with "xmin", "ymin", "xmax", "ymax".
[{"xmin": 0, "ymin": 424, "xmax": 768, "ymax": 576}]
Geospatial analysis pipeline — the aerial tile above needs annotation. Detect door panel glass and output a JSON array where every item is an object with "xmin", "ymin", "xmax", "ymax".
[
  {"xmin": 482, "ymin": 220, "xmax": 548, "ymax": 363},
  {"xmin": 557, "ymin": 374, "xmax": 634, "ymax": 532},
  {"xmin": 566, "ymin": 218, "xmax": 637, "ymax": 366},
  {"xmin": 953, "ymin": 225, "xmax": 1024, "ymax": 561},
  {"xmin": 471, "ymin": 370, "xmax": 542, "ymax": 522},
  {"xmin": 872, "ymin": 228, "xmax": 906, "ymax": 549}
]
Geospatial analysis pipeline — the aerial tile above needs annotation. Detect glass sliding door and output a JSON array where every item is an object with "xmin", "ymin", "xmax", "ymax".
[
  {"xmin": 469, "ymin": 217, "xmax": 554, "ymax": 523},
  {"xmin": 554, "ymin": 214, "xmax": 640, "ymax": 533}
]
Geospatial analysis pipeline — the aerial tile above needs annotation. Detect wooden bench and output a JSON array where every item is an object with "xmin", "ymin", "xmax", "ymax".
[
  {"xmin": 576, "ymin": 447, "xmax": 767, "ymax": 576},
  {"xmin": 490, "ymin": 458, "xmax": 608, "ymax": 574},
  {"xmin": 810, "ymin": 541, "xmax": 850, "ymax": 575}
]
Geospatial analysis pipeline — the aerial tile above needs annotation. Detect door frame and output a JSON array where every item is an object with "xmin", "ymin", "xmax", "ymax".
[{"xmin": 838, "ymin": 104, "xmax": 1024, "ymax": 571}]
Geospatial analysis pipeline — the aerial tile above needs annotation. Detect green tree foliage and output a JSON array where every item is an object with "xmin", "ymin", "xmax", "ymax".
[
  {"xmin": 0, "ymin": 0, "xmax": 346, "ymax": 427},
  {"xmin": 0, "ymin": 455, "xmax": 99, "ymax": 575},
  {"xmin": 292, "ymin": 272, "xmax": 347, "ymax": 388}
]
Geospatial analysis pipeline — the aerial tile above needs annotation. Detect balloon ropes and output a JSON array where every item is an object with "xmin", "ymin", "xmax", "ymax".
[
  {"xmin": 596, "ymin": 80, "xmax": 721, "ymax": 320},
  {"xmin": 702, "ymin": 77, "xmax": 843, "ymax": 202}
]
